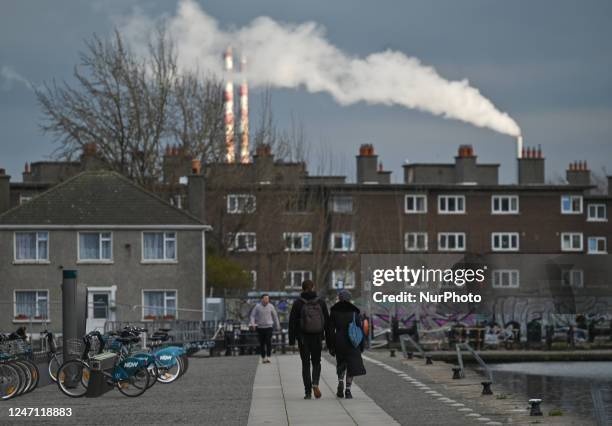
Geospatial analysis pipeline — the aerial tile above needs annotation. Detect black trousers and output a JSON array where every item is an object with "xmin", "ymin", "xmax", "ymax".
[
  {"xmin": 298, "ymin": 334, "xmax": 322, "ymax": 393},
  {"xmin": 257, "ymin": 327, "xmax": 273, "ymax": 358}
]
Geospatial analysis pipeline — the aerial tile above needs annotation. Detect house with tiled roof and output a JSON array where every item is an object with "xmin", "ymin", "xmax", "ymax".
[{"xmin": 0, "ymin": 170, "xmax": 210, "ymax": 332}]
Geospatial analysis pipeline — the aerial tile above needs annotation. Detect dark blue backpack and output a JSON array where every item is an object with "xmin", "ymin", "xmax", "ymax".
[{"xmin": 348, "ymin": 312, "xmax": 364, "ymax": 348}]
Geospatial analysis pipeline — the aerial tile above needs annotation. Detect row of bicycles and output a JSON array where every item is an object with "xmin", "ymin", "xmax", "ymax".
[
  {"xmin": 0, "ymin": 326, "xmax": 188, "ymax": 400},
  {"xmin": 0, "ymin": 329, "xmax": 40, "ymax": 400},
  {"xmin": 55, "ymin": 326, "xmax": 188, "ymax": 398}
]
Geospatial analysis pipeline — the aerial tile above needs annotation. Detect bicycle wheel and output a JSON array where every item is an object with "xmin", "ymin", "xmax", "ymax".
[
  {"xmin": 11, "ymin": 361, "xmax": 30, "ymax": 396},
  {"xmin": 146, "ymin": 362, "xmax": 158, "ymax": 389},
  {"xmin": 116, "ymin": 366, "xmax": 149, "ymax": 397},
  {"xmin": 48, "ymin": 353, "xmax": 62, "ymax": 382},
  {"xmin": 57, "ymin": 360, "xmax": 90, "ymax": 398},
  {"xmin": 21, "ymin": 359, "xmax": 39, "ymax": 394},
  {"xmin": 156, "ymin": 356, "xmax": 182, "ymax": 384},
  {"xmin": 179, "ymin": 354, "xmax": 189, "ymax": 376},
  {"xmin": 0, "ymin": 364, "xmax": 20, "ymax": 400}
]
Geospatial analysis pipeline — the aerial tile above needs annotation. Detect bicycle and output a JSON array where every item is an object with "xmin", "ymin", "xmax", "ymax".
[
  {"xmin": 0, "ymin": 331, "xmax": 40, "ymax": 397},
  {"xmin": 56, "ymin": 331, "xmax": 150, "ymax": 398},
  {"xmin": 40, "ymin": 330, "xmax": 62, "ymax": 382}
]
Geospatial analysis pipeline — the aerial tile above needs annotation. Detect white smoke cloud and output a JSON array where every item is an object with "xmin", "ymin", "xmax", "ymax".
[
  {"xmin": 1, "ymin": 66, "xmax": 33, "ymax": 91},
  {"xmin": 119, "ymin": 0, "xmax": 521, "ymax": 137}
]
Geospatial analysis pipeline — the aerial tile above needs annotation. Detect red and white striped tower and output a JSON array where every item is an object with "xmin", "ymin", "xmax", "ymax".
[
  {"xmin": 239, "ymin": 54, "xmax": 249, "ymax": 164},
  {"xmin": 224, "ymin": 47, "xmax": 235, "ymax": 163}
]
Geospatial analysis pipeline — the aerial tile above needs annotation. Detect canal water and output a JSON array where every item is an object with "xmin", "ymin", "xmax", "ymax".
[{"xmin": 488, "ymin": 362, "xmax": 612, "ymax": 420}]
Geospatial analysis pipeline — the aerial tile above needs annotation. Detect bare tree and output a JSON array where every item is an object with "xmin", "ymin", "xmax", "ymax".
[{"xmin": 36, "ymin": 28, "xmax": 224, "ymax": 186}]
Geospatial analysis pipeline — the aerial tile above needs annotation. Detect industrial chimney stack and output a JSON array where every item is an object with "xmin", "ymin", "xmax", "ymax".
[
  {"xmin": 224, "ymin": 47, "xmax": 236, "ymax": 163},
  {"xmin": 239, "ymin": 55, "xmax": 250, "ymax": 164}
]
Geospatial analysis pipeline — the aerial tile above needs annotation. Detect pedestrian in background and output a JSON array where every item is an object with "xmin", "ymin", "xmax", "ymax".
[
  {"xmin": 328, "ymin": 290, "xmax": 366, "ymax": 399},
  {"xmin": 289, "ymin": 280, "xmax": 330, "ymax": 399},
  {"xmin": 250, "ymin": 294, "xmax": 280, "ymax": 364}
]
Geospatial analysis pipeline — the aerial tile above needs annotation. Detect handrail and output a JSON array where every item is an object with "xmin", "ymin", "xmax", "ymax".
[
  {"xmin": 399, "ymin": 334, "xmax": 428, "ymax": 358},
  {"xmin": 591, "ymin": 384, "xmax": 612, "ymax": 426},
  {"xmin": 455, "ymin": 342, "xmax": 493, "ymax": 383}
]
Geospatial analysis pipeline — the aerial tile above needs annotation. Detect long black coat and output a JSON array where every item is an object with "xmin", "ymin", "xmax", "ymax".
[{"xmin": 328, "ymin": 301, "xmax": 366, "ymax": 377}]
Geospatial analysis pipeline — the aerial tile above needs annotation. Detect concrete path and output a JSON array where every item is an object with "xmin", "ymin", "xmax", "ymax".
[{"xmin": 247, "ymin": 354, "xmax": 399, "ymax": 425}]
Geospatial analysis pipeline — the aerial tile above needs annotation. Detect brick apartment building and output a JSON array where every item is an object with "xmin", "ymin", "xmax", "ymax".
[{"xmin": 2, "ymin": 142, "xmax": 611, "ymax": 328}]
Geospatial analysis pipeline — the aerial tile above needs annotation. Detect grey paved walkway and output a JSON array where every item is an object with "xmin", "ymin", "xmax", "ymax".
[{"xmin": 247, "ymin": 354, "xmax": 399, "ymax": 425}]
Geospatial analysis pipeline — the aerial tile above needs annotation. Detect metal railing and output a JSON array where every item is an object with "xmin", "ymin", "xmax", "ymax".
[
  {"xmin": 399, "ymin": 334, "xmax": 428, "ymax": 358},
  {"xmin": 455, "ymin": 342, "xmax": 493, "ymax": 383},
  {"xmin": 591, "ymin": 384, "xmax": 612, "ymax": 426}
]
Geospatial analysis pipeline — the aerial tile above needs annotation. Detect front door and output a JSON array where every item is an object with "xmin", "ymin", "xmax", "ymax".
[{"xmin": 86, "ymin": 290, "xmax": 112, "ymax": 332}]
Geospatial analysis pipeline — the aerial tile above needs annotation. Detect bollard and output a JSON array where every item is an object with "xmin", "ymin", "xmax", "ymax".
[
  {"xmin": 529, "ymin": 399, "xmax": 543, "ymax": 416},
  {"xmin": 390, "ymin": 349, "xmax": 396, "ymax": 357},
  {"xmin": 452, "ymin": 367, "xmax": 462, "ymax": 379},
  {"xmin": 425, "ymin": 355, "xmax": 433, "ymax": 365},
  {"xmin": 481, "ymin": 381, "xmax": 493, "ymax": 395},
  {"xmin": 406, "ymin": 351, "xmax": 413, "ymax": 359}
]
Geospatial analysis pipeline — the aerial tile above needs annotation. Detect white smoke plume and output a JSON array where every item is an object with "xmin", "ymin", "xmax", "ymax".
[
  {"xmin": 120, "ymin": 0, "xmax": 521, "ymax": 137},
  {"xmin": 1, "ymin": 66, "xmax": 33, "ymax": 91}
]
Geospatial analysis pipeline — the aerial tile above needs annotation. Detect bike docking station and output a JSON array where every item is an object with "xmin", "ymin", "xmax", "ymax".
[{"xmin": 60, "ymin": 269, "xmax": 114, "ymax": 397}]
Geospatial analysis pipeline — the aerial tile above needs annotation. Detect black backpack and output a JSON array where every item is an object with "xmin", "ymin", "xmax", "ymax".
[{"xmin": 300, "ymin": 297, "xmax": 324, "ymax": 334}]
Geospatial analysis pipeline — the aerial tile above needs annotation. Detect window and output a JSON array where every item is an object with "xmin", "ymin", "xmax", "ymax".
[
  {"xmin": 227, "ymin": 194, "xmax": 256, "ymax": 214},
  {"xmin": 331, "ymin": 270, "xmax": 355, "ymax": 289},
  {"xmin": 561, "ymin": 195, "xmax": 583, "ymax": 214},
  {"xmin": 331, "ymin": 195, "xmax": 353, "ymax": 214},
  {"xmin": 14, "ymin": 231, "xmax": 49, "ymax": 262},
  {"xmin": 14, "ymin": 290, "xmax": 48, "ymax": 321},
  {"xmin": 438, "ymin": 233, "xmax": 466, "ymax": 251},
  {"xmin": 491, "ymin": 232, "xmax": 519, "ymax": 252},
  {"xmin": 561, "ymin": 233, "xmax": 583, "ymax": 252},
  {"xmin": 561, "ymin": 270, "xmax": 583, "ymax": 288},
  {"xmin": 78, "ymin": 232, "xmax": 112, "ymax": 261},
  {"xmin": 285, "ymin": 270, "xmax": 312, "ymax": 288},
  {"xmin": 143, "ymin": 290, "xmax": 177, "ymax": 320},
  {"xmin": 405, "ymin": 233, "xmax": 428, "ymax": 251},
  {"xmin": 492, "ymin": 195, "xmax": 519, "ymax": 214},
  {"xmin": 283, "ymin": 232, "xmax": 312, "ymax": 252},
  {"xmin": 587, "ymin": 204, "xmax": 607, "ymax": 221},
  {"xmin": 588, "ymin": 237, "xmax": 607, "ymax": 254},
  {"xmin": 250, "ymin": 271, "xmax": 257, "ymax": 290},
  {"xmin": 19, "ymin": 195, "xmax": 32, "ymax": 205},
  {"xmin": 405, "ymin": 194, "xmax": 427, "ymax": 213},
  {"xmin": 285, "ymin": 193, "xmax": 311, "ymax": 212},
  {"xmin": 143, "ymin": 232, "xmax": 176, "ymax": 261},
  {"xmin": 228, "ymin": 232, "xmax": 257, "ymax": 252},
  {"xmin": 438, "ymin": 195, "xmax": 465, "ymax": 214},
  {"xmin": 492, "ymin": 270, "xmax": 520, "ymax": 288},
  {"xmin": 330, "ymin": 232, "xmax": 355, "ymax": 252}
]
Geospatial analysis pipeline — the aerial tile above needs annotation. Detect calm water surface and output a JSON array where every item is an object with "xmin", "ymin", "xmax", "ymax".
[{"xmin": 488, "ymin": 362, "xmax": 612, "ymax": 420}]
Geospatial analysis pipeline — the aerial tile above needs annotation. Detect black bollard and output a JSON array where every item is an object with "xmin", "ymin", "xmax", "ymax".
[
  {"xmin": 452, "ymin": 367, "xmax": 462, "ymax": 379},
  {"xmin": 529, "ymin": 399, "xmax": 543, "ymax": 416},
  {"xmin": 425, "ymin": 355, "xmax": 433, "ymax": 365},
  {"xmin": 481, "ymin": 381, "xmax": 493, "ymax": 395},
  {"xmin": 390, "ymin": 349, "xmax": 396, "ymax": 357}
]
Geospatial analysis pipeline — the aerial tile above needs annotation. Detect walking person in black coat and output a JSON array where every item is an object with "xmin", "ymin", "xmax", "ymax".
[
  {"xmin": 328, "ymin": 290, "xmax": 366, "ymax": 399},
  {"xmin": 288, "ymin": 280, "xmax": 330, "ymax": 399}
]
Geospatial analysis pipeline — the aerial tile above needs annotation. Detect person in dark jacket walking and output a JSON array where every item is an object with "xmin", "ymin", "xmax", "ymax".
[
  {"xmin": 328, "ymin": 290, "xmax": 366, "ymax": 399},
  {"xmin": 288, "ymin": 280, "xmax": 330, "ymax": 399}
]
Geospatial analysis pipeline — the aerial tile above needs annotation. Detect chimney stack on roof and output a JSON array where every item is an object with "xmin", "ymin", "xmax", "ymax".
[
  {"xmin": 0, "ymin": 167, "xmax": 10, "ymax": 214},
  {"xmin": 566, "ymin": 160, "xmax": 591, "ymax": 186},
  {"xmin": 518, "ymin": 141, "xmax": 545, "ymax": 185}
]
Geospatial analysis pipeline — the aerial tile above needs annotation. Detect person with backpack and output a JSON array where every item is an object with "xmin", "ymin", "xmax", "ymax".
[
  {"xmin": 249, "ymin": 294, "xmax": 281, "ymax": 364},
  {"xmin": 328, "ymin": 289, "xmax": 366, "ymax": 399},
  {"xmin": 288, "ymin": 280, "xmax": 330, "ymax": 399}
]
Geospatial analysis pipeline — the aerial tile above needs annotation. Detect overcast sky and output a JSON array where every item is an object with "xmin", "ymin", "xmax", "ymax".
[{"xmin": 1, "ymin": 0, "xmax": 611, "ymax": 183}]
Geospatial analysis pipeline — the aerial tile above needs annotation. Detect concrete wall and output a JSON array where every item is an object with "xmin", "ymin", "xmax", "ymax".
[{"xmin": 0, "ymin": 229, "xmax": 203, "ymax": 332}]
